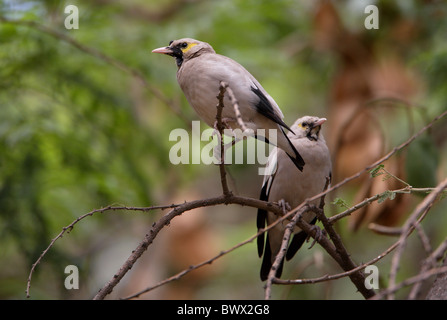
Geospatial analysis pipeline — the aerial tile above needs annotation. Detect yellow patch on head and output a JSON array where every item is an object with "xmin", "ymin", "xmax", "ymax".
[{"xmin": 181, "ymin": 43, "xmax": 198, "ymax": 53}]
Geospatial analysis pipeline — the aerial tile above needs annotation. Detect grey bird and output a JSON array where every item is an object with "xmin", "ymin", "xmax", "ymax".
[
  {"xmin": 152, "ymin": 38, "xmax": 305, "ymax": 171},
  {"xmin": 257, "ymin": 116, "xmax": 332, "ymax": 281}
]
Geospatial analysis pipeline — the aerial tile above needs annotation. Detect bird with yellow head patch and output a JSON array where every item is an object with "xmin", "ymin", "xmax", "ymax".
[{"xmin": 152, "ymin": 38, "xmax": 305, "ymax": 171}]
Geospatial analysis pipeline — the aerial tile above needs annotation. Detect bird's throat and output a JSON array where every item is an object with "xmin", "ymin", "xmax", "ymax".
[{"xmin": 176, "ymin": 56, "xmax": 184, "ymax": 68}]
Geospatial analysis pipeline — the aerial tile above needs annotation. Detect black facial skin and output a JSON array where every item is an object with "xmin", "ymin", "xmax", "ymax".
[
  {"xmin": 305, "ymin": 122, "xmax": 321, "ymax": 141},
  {"xmin": 167, "ymin": 41, "xmax": 188, "ymax": 67}
]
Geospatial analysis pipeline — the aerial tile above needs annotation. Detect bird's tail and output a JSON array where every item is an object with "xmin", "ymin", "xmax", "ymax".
[{"xmin": 260, "ymin": 234, "xmax": 284, "ymax": 281}]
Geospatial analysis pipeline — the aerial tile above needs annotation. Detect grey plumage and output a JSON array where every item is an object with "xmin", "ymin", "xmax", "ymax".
[
  {"xmin": 152, "ymin": 38, "xmax": 305, "ymax": 171},
  {"xmin": 257, "ymin": 116, "xmax": 332, "ymax": 281}
]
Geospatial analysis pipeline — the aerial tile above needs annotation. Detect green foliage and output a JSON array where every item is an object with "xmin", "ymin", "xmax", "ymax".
[
  {"xmin": 369, "ymin": 164, "xmax": 386, "ymax": 179},
  {"xmin": 332, "ymin": 197, "xmax": 350, "ymax": 210},
  {"xmin": 377, "ymin": 190, "xmax": 396, "ymax": 204}
]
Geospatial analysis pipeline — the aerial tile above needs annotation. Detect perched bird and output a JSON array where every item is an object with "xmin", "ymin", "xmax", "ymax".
[
  {"xmin": 257, "ymin": 116, "xmax": 332, "ymax": 281},
  {"xmin": 152, "ymin": 38, "xmax": 305, "ymax": 171}
]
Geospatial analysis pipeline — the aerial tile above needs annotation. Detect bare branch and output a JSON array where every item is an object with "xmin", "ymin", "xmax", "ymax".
[
  {"xmin": 122, "ymin": 199, "xmax": 311, "ymax": 299},
  {"xmin": 225, "ymin": 85, "xmax": 248, "ymax": 132},
  {"xmin": 317, "ymin": 204, "xmax": 376, "ymax": 298},
  {"xmin": 92, "ymin": 193, "xmax": 293, "ymax": 300},
  {"xmin": 368, "ymin": 223, "xmax": 403, "ymax": 236},
  {"xmin": 388, "ymin": 177, "xmax": 447, "ymax": 299},
  {"xmin": 372, "ymin": 266, "xmax": 447, "ymax": 300},
  {"xmin": 274, "ymin": 236, "xmax": 399, "ymax": 285},
  {"xmin": 408, "ymin": 224, "xmax": 435, "ymax": 300},
  {"xmin": 215, "ymin": 82, "xmax": 232, "ymax": 197},
  {"xmin": 264, "ymin": 204, "xmax": 321, "ymax": 299},
  {"xmin": 25, "ymin": 204, "xmax": 179, "ymax": 298},
  {"xmin": 326, "ymin": 110, "xmax": 447, "ymax": 199},
  {"xmin": 330, "ymin": 187, "xmax": 440, "ymax": 224}
]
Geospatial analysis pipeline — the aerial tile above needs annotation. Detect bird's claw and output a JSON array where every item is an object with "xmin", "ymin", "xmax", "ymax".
[{"xmin": 278, "ymin": 199, "xmax": 291, "ymax": 215}]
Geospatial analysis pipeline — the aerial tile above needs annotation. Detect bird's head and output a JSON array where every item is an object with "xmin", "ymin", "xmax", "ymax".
[
  {"xmin": 291, "ymin": 116, "xmax": 327, "ymax": 141},
  {"xmin": 152, "ymin": 38, "xmax": 215, "ymax": 68}
]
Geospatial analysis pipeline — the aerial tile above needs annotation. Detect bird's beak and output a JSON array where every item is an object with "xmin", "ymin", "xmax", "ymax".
[
  {"xmin": 314, "ymin": 118, "xmax": 327, "ymax": 127},
  {"xmin": 151, "ymin": 46, "xmax": 173, "ymax": 55}
]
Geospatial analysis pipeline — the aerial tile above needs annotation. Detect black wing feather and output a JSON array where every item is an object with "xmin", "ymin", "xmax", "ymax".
[
  {"xmin": 251, "ymin": 86, "xmax": 305, "ymax": 171},
  {"xmin": 281, "ymin": 126, "xmax": 305, "ymax": 171},
  {"xmin": 251, "ymin": 86, "xmax": 293, "ymax": 133}
]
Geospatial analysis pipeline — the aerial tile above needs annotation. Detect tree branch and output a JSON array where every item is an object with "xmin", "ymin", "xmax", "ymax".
[
  {"xmin": 264, "ymin": 204, "xmax": 321, "ymax": 299},
  {"xmin": 388, "ymin": 177, "xmax": 447, "ymax": 299},
  {"xmin": 372, "ymin": 266, "xmax": 447, "ymax": 300},
  {"xmin": 274, "ymin": 236, "xmax": 399, "ymax": 285},
  {"xmin": 92, "ymin": 194, "xmax": 287, "ymax": 299},
  {"xmin": 25, "ymin": 204, "xmax": 179, "ymax": 298},
  {"xmin": 215, "ymin": 82, "xmax": 232, "ymax": 197}
]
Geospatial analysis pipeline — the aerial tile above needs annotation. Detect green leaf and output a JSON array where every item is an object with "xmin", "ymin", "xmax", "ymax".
[
  {"xmin": 370, "ymin": 164, "xmax": 385, "ymax": 178},
  {"xmin": 378, "ymin": 190, "xmax": 396, "ymax": 204},
  {"xmin": 332, "ymin": 197, "xmax": 350, "ymax": 209}
]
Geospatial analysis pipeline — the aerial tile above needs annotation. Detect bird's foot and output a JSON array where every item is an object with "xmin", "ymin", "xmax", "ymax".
[{"xmin": 278, "ymin": 199, "xmax": 291, "ymax": 215}]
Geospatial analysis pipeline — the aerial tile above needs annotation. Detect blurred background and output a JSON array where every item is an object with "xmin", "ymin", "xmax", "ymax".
[{"xmin": 0, "ymin": 0, "xmax": 446, "ymax": 299}]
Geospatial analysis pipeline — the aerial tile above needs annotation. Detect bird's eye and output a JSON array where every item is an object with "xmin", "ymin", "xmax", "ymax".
[
  {"xmin": 301, "ymin": 122, "xmax": 309, "ymax": 128},
  {"xmin": 181, "ymin": 42, "xmax": 188, "ymax": 48},
  {"xmin": 169, "ymin": 40, "xmax": 173, "ymax": 46}
]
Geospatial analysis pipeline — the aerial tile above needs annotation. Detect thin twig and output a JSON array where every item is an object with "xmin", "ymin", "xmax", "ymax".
[
  {"xmin": 388, "ymin": 177, "xmax": 447, "ymax": 299},
  {"xmin": 225, "ymin": 85, "xmax": 248, "ymax": 132},
  {"xmin": 415, "ymin": 224, "xmax": 433, "ymax": 257},
  {"xmin": 215, "ymin": 82, "xmax": 232, "ymax": 197},
  {"xmin": 316, "ymin": 193, "xmax": 376, "ymax": 298},
  {"xmin": 274, "ymin": 236, "xmax": 399, "ymax": 286},
  {"xmin": 25, "ymin": 204, "xmax": 179, "ymax": 298},
  {"xmin": 264, "ymin": 204, "xmax": 320, "ymax": 299},
  {"xmin": 372, "ymin": 266, "xmax": 447, "ymax": 300},
  {"xmin": 409, "ymin": 237, "xmax": 447, "ymax": 299},
  {"xmin": 326, "ymin": 110, "xmax": 447, "ymax": 200},
  {"xmin": 368, "ymin": 223, "xmax": 403, "ymax": 236},
  {"xmin": 93, "ymin": 193, "xmax": 294, "ymax": 300},
  {"xmin": 122, "ymin": 198, "xmax": 311, "ymax": 299},
  {"xmin": 330, "ymin": 187, "xmax": 444, "ymax": 224},
  {"xmin": 407, "ymin": 224, "xmax": 434, "ymax": 300}
]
